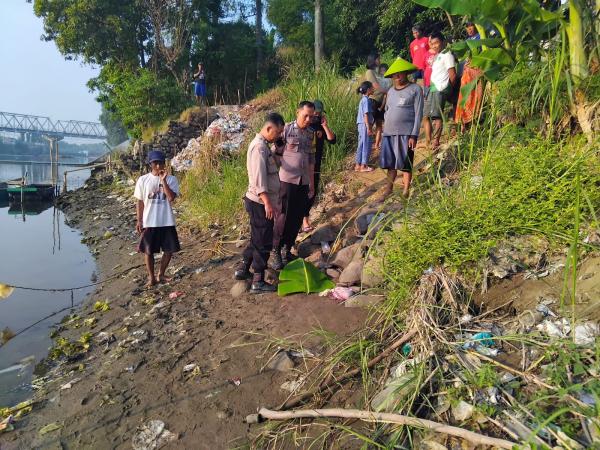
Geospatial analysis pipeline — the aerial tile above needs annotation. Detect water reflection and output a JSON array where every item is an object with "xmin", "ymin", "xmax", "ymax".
[{"xmin": 0, "ymin": 162, "xmax": 95, "ymax": 406}]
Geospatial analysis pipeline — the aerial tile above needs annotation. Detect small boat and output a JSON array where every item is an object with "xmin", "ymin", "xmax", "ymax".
[{"xmin": 7, "ymin": 183, "xmax": 55, "ymax": 203}]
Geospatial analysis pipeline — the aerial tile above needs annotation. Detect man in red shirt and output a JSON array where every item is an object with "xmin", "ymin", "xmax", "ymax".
[{"xmin": 409, "ymin": 25, "xmax": 429, "ymax": 83}]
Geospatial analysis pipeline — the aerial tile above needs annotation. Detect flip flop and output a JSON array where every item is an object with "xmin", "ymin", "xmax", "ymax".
[{"xmin": 360, "ymin": 167, "xmax": 374, "ymax": 172}]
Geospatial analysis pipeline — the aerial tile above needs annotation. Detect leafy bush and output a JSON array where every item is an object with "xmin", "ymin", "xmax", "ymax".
[{"xmin": 90, "ymin": 64, "xmax": 191, "ymax": 138}]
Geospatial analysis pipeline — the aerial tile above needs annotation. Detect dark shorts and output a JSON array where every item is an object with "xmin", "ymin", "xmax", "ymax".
[
  {"xmin": 194, "ymin": 81, "xmax": 206, "ymax": 97},
  {"xmin": 380, "ymin": 135, "xmax": 414, "ymax": 172},
  {"xmin": 138, "ymin": 226, "xmax": 181, "ymax": 255},
  {"xmin": 423, "ymin": 89, "xmax": 446, "ymax": 119}
]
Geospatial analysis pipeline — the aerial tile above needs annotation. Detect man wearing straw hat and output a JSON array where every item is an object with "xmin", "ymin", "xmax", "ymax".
[{"xmin": 380, "ymin": 57, "xmax": 424, "ymax": 198}]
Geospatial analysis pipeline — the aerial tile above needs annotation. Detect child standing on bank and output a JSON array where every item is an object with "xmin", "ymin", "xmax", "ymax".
[
  {"xmin": 134, "ymin": 150, "xmax": 181, "ymax": 287},
  {"xmin": 355, "ymin": 81, "xmax": 374, "ymax": 172}
]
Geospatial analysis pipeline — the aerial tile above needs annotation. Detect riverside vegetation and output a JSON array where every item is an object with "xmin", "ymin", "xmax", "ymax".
[{"xmin": 177, "ymin": 35, "xmax": 600, "ymax": 450}]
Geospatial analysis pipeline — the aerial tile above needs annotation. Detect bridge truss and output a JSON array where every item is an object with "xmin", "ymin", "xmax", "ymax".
[{"xmin": 0, "ymin": 111, "xmax": 107, "ymax": 140}]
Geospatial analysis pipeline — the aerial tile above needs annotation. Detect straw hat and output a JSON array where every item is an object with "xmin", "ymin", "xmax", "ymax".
[{"xmin": 384, "ymin": 57, "xmax": 418, "ymax": 78}]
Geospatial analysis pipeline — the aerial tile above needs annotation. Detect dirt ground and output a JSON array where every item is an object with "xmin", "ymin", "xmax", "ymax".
[{"xmin": 1, "ymin": 166, "xmax": 403, "ymax": 450}]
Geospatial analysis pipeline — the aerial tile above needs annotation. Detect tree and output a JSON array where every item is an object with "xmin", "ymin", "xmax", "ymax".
[
  {"xmin": 256, "ymin": 0, "xmax": 263, "ymax": 79},
  {"xmin": 314, "ymin": 0, "xmax": 324, "ymax": 68},
  {"xmin": 99, "ymin": 105, "xmax": 129, "ymax": 147}
]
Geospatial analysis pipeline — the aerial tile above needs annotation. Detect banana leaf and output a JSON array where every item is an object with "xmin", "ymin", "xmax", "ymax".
[
  {"xmin": 277, "ymin": 258, "xmax": 335, "ymax": 297},
  {"xmin": 470, "ymin": 48, "xmax": 514, "ymax": 81}
]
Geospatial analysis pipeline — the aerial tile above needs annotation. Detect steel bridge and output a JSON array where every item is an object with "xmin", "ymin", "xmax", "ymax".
[{"xmin": 0, "ymin": 111, "xmax": 107, "ymax": 140}]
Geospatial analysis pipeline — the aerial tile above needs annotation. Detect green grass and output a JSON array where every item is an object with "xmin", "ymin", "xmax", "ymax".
[{"xmin": 382, "ymin": 130, "xmax": 600, "ymax": 312}]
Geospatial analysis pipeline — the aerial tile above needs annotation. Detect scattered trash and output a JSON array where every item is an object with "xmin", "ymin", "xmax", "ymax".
[
  {"xmin": 459, "ymin": 314, "xmax": 473, "ymax": 325},
  {"xmin": 102, "ymin": 230, "xmax": 113, "ymax": 239},
  {"xmin": 129, "ymin": 251, "xmax": 138, "ymax": 256},
  {"xmin": 183, "ymin": 363, "xmax": 197, "ymax": 373},
  {"xmin": 327, "ymin": 286, "xmax": 355, "ymax": 303},
  {"xmin": 227, "ymin": 377, "xmax": 242, "ymax": 386},
  {"xmin": 131, "ymin": 420, "xmax": 177, "ymax": 450},
  {"xmin": 536, "ymin": 318, "xmax": 571, "ymax": 339},
  {"xmin": 281, "ymin": 376, "xmax": 306, "ymax": 393},
  {"xmin": 451, "ymin": 400, "xmax": 474, "ymax": 421},
  {"xmin": 401, "ymin": 343, "xmax": 412, "ymax": 357},
  {"xmin": 288, "ymin": 349, "xmax": 316, "ymax": 359},
  {"xmin": 194, "ymin": 267, "xmax": 206, "ymax": 274},
  {"xmin": 39, "ymin": 422, "xmax": 62, "ymax": 435},
  {"xmin": 574, "ymin": 322, "xmax": 600, "ymax": 346},
  {"xmin": 168, "ymin": 291, "xmax": 185, "ymax": 300},
  {"xmin": 355, "ymin": 211, "xmax": 387, "ymax": 236},
  {"xmin": 60, "ymin": 378, "xmax": 82, "ymax": 390},
  {"xmin": 0, "ymin": 415, "xmax": 14, "ymax": 433},
  {"xmin": 535, "ymin": 303, "xmax": 557, "ymax": 317},
  {"xmin": 320, "ymin": 241, "xmax": 331, "ymax": 254},
  {"xmin": 0, "ymin": 283, "xmax": 15, "ymax": 300},
  {"xmin": 463, "ymin": 332, "xmax": 495, "ymax": 349}
]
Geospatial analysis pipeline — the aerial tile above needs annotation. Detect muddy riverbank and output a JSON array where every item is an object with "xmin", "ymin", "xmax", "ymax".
[{"xmin": 2, "ymin": 170, "xmax": 369, "ymax": 449}]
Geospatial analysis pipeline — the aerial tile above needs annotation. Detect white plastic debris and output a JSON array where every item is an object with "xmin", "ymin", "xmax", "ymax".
[
  {"xmin": 60, "ymin": 378, "xmax": 81, "ymax": 390},
  {"xmin": 574, "ymin": 322, "xmax": 600, "ymax": 346},
  {"xmin": 280, "ymin": 376, "xmax": 306, "ymax": 393},
  {"xmin": 183, "ymin": 363, "xmax": 197, "ymax": 373},
  {"xmin": 459, "ymin": 314, "xmax": 473, "ymax": 325},
  {"xmin": 131, "ymin": 420, "xmax": 177, "ymax": 450},
  {"xmin": 451, "ymin": 400, "xmax": 474, "ymax": 421},
  {"xmin": 536, "ymin": 318, "xmax": 571, "ymax": 338}
]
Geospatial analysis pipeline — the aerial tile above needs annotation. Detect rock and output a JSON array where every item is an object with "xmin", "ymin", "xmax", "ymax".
[
  {"xmin": 338, "ymin": 260, "xmax": 363, "ymax": 285},
  {"xmin": 230, "ymin": 281, "xmax": 249, "ymax": 298},
  {"xmin": 361, "ymin": 254, "xmax": 384, "ymax": 287},
  {"xmin": 326, "ymin": 268, "xmax": 340, "ymax": 280},
  {"xmin": 371, "ymin": 373, "xmax": 417, "ymax": 412},
  {"xmin": 309, "ymin": 225, "xmax": 338, "ymax": 244},
  {"xmin": 344, "ymin": 294, "xmax": 383, "ymax": 308},
  {"xmin": 266, "ymin": 351, "xmax": 295, "ymax": 372},
  {"xmin": 132, "ymin": 420, "xmax": 177, "ymax": 450},
  {"xmin": 451, "ymin": 400, "xmax": 474, "ymax": 422},
  {"xmin": 355, "ymin": 211, "xmax": 387, "ymax": 236},
  {"xmin": 331, "ymin": 244, "xmax": 361, "ymax": 269}
]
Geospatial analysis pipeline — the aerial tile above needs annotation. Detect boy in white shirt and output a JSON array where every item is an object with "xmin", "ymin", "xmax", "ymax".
[
  {"xmin": 423, "ymin": 32, "xmax": 457, "ymax": 149},
  {"xmin": 134, "ymin": 150, "xmax": 180, "ymax": 287}
]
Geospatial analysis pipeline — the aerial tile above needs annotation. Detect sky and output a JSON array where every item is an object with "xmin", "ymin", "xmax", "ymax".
[{"xmin": 0, "ymin": 0, "xmax": 101, "ymax": 123}]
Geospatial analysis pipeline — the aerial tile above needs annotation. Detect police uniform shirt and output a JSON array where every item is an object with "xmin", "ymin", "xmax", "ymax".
[{"xmin": 278, "ymin": 121, "xmax": 315, "ymax": 186}]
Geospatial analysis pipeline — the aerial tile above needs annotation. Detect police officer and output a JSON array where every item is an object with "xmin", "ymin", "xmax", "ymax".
[{"xmin": 271, "ymin": 101, "xmax": 316, "ymax": 270}]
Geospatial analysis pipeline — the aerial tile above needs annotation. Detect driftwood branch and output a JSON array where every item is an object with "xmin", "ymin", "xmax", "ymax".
[
  {"xmin": 250, "ymin": 407, "xmax": 517, "ymax": 450},
  {"xmin": 279, "ymin": 328, "xmax": 417, "ymax": 410}
]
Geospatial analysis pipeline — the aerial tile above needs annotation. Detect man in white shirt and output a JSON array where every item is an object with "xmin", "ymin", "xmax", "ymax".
[
  {"xmin": 423, "ymin": 32, "xmax": 457, "ymax": 149},
  {"xmin": 134, "ymin": 150, "xmax": 180, "ymax": 287}
]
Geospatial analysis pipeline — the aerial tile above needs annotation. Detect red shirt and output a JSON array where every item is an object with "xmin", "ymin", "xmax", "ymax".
[
  {"xmin": 409, "ymin": 36, "xmax": 430, "ymax": 70},
  {"xmin": 424, "ymin": 50, "xmax": 437, "ymax": 87}
]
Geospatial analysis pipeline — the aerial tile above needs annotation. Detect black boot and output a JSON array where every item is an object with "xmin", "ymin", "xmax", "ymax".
[
  {"xmin": 250, "ymin": 273, "xmax": 277, "ymax": 293},
  {"xmin": 234, "ymin": 260, "xmax": 252, "ymax": 280},
  {"xmin": 270, "ymin": 249, "xmax": 284, "ymax": 270}
]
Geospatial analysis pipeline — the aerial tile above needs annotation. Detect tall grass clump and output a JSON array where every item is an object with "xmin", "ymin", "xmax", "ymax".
[
  {"xmin": 179, "ymin": 135, "xmax": 248, "ymax": 228},
  {"xmin": 280, "ymin": 62, "xmax": 358, "ymax": 180},
  {"xmin": 382, "ymin": 131, "xmax": 600, "ymax": 310}
]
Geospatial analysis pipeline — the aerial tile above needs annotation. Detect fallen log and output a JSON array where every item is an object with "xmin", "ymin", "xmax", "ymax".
[{"xmin": 248, "ymin": 407, "xmax": 518, "ymax": 449}]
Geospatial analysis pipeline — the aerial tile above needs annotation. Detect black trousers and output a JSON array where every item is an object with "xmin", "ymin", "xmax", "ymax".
[
  {"xmin": 304, "ymin": 147, "xmax": 322, "ymax": 216},
  {"xmin": 242, "ymin": 197, "xmax": 273, "ymax": 276},
  {"xmin": 274, "ymin": 181, "xmax": 308, "ymax": 251}
]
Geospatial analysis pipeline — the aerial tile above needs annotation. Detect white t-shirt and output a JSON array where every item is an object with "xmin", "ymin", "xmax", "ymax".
[
  {"xmin": 134, "ymin": 173, "xmax": 179, "ymax": 228},
  {"xmin": 430, "ymin": 51, "xmax": 456, "ymax": 92}
]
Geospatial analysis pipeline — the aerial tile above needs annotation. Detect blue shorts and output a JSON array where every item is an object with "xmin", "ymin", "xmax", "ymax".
[
  {"xmin": 194, "ymin": 81, "xmax": 206, "ymax": 97},
  {"xmin": 380, "ymin": 135, "xmax": 414, "ymax": 172}
]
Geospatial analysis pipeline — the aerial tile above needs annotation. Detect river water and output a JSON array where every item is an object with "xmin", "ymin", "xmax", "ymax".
[{"xmin": 0, "ymin": 161, "xmax": 96, "ymax": 406}]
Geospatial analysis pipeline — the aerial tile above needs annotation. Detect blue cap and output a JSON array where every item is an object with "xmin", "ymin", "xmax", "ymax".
[{"xmin": 147, "ymin": 150, "xmax": 166, "ymax": 163}]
